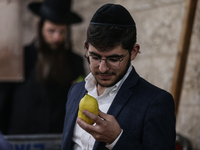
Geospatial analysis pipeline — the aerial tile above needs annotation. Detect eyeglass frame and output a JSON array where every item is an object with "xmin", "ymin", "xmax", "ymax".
[{"xmin": 84, "ymin": 50, "xmax": 130, "ymax": 69}]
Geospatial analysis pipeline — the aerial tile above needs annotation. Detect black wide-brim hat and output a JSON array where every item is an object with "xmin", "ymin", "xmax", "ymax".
[{"xmin": 28, "ymin": 0, "xmax": 82, "ymax": 24}]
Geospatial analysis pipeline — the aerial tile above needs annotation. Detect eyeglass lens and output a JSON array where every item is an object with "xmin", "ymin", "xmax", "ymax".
[{"xmin": 88, "ymin": 56, "xmax": 120, "ymax": 69}]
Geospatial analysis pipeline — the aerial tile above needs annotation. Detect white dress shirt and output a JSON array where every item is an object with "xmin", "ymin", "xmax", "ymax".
[{"xmin": 72, "ymin": 66, "xmax": 132, "ymax": 150}]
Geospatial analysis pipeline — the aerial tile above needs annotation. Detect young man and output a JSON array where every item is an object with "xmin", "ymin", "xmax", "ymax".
[
  {"xmin": 61, "ymin": 3, "xmax": 176, "ymax": 150},
  {"xmin": 0, "ymin": 0, "xmax": 85, "ymax": 134}
]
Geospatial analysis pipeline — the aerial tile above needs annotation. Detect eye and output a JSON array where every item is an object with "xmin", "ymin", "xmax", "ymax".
[
  {"xmin": 107, "ymin": 58, "xmax": 119, "ymax": 62},
  {"xmin": 60, "ymin": 30, "xmax": 67, "ymax": 35},
  {"xmin": 91, "ymin": 56, "xmax": 100, "ymax": 60},
  {"xmin": 48, "ymin": 29, "xmax": 55, "ymax": 34}
]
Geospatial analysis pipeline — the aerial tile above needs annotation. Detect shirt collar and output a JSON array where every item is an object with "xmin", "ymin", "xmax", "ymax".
[{"xmin": 85, "ymin": 65, "xmax": 133, "ymax": 95}]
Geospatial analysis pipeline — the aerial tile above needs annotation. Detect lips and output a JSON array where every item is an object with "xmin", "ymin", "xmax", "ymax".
[{"xmin": 99, "ymin": 74, "xmax": 111, "ymax": 80}]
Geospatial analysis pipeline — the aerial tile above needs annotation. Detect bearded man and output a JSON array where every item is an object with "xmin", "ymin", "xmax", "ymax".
[
  {"xmin": 0, "ymin": 0, "xmax": 85, "ymax": 134},
  {"xmin": 61, "ymin": 4, "xmax": 175, "ymax": 150}
]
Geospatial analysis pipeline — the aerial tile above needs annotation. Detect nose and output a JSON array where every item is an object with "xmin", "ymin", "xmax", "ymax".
[
  {"xmin": 98, "ymin": 59, "xmax": 109, "ymax": 73},
  {"xmin": 53, "ymin": 32, "xmax": 62, "ymax": 42}
]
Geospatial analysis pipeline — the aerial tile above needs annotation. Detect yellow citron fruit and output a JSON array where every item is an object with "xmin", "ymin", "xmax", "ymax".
[{"xmin": 78, "ymin": 94, "xmax": 99, "ymax": 125}]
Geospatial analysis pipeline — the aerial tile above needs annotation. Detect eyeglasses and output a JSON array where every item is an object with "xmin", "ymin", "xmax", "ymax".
[{"xmin": 84, "ymin": 51, "xmax": 129, "ymax": 69}]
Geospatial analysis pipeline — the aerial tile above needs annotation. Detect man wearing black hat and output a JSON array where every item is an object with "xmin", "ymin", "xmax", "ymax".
[
  {"xmin": 0, "ymin": 0, "xmax": 85, "ymax": 134},
  {"xmin": 61, "ymin": 3, "xmax": 176, "ymax": 150}
]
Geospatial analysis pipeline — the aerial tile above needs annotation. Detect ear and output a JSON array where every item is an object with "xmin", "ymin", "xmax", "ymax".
[
  {"xmin": 84, "ymin": 41, "xmax": 89, "ymax": 50},
  {"xmin": 131, "ymin": 44, "xmax": 140, "ymax": 60}
]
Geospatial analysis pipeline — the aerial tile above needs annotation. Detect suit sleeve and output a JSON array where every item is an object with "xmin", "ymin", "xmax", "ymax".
[{"xmin": 113, "ymin": 91, "xmax": 176, "ymax": 150}]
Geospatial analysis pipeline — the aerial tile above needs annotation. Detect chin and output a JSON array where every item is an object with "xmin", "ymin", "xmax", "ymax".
[{"xmin": 97, "ymin": 80, "xmax": 117, "ymax": 87}]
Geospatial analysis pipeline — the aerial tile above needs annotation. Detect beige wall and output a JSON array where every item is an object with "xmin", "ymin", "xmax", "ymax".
[
  {"xmin": 0, "ymin": 0, "xmax": 23, "ymax": 81},
  {"xmin": 1, "ymin": 0, "xmax": 199, "ymax": 149}
]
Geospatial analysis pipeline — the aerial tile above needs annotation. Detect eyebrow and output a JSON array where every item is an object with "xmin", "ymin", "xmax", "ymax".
[{"xmin": 88, "ymin": 51, "xmax": 124, "ymax": 58}]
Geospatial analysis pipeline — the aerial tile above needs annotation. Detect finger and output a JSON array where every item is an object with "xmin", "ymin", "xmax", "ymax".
[
  {"xmin": 83, "ymin": 110, "xmax": 99, "ymax": 122},
  {"xmin": 83, "ymin": 110, "xmax": 98, "ymax": 121},
  {"xmin": 98, "ymin": 109, "xmax": 108, "ymax": 120},
  {"xmin": 77, "ymin": 117, "xmax": 87, "ymax": 127},
  {"xmin": 83, "ymin": 110, "xmax": 105, "ymax": 124},
  {"xmin": 77, "ymin": 117, "xmax": 94, "ymax": 132}
]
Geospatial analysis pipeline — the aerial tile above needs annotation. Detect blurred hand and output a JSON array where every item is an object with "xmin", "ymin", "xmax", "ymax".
[{"xmin": 77, "ymin": 109, "xmax": 121, "ymax": 144}]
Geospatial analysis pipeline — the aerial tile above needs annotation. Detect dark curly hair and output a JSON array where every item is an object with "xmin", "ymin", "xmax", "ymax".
[{"xmin": 86, "ymin": 24, "xmax": 137, "ymax": 53}]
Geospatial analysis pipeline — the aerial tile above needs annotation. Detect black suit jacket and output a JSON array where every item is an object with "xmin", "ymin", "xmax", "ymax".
[{"xmin": 61, "ymin": 66, "xmax": 176, "ymax": 150}]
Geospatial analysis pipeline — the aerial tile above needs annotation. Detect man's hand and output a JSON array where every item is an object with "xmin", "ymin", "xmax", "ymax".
[{"xmin": 77, "ymin": 109, "xmax": 121, "ymax": 144}]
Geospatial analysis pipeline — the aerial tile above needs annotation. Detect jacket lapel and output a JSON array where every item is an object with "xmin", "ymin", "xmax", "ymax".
[
  {"xmin": 62, "ymin": 82, "xmax": 87, "ymax": 150},
  {"xmin": 108, "ymin": 66, "xmax": 139, "ymax": 117}
]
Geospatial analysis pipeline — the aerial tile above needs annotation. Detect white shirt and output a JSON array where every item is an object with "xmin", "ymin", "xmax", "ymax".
[{"xmin": 72, "ymin": 66, "xmax": 133, "ymax": 150}]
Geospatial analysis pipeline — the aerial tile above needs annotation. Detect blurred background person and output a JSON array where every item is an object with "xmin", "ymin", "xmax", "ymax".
[{"xmin": 0, "ymin": 0, "xmax": 85, "ymax": 135}]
